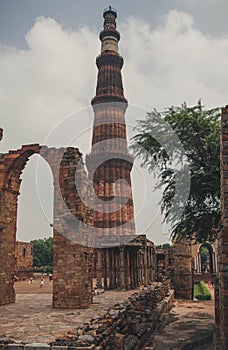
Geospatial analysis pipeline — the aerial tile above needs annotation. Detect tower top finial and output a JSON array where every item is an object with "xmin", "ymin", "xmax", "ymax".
[
  {"xmin": 103, "ymin": 6, "xmax": 117, "ymax": 18},
  {"xmin": 100, "ymin": 7, "xmax": 120, "ymax": 53}
]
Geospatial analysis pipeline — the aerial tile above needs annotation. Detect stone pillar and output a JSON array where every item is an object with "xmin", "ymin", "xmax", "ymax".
[
  {"xmin": 46, "ymin": 147, "xmax": 93, "ymax": 309},
  {"xmin": 96, "ymin": 249, "xmax": 103, "ymax": 288},
  {"xmin": 53, "ymin": 231, "xmax": 92, "ymax": 308},
  {"xmin": 149, "ymin": 247, "xmax": 154, "ymax": 283},
  {"xmin": 109, "ymin": 249, "xmax": 114, "ymax": 289},
  {"xmin": 0, "ymin": 189, "xmax": 17, "ymax": 305},
  {"xmin": 139, "ymin": 250, "xmax": 143, "ymax": 286},
  {"xmin": 134, "ymin": 251, "xmax": 137, "ymax": 288},
  {"xmin": 103, "ymin": 249, "xmax": 108, "ymax": 290},
  {"xmin": 106, "ymin": 248, "xmax": 110, "ymax": 289},
  {"xmin": 129, "ymin": 250, "xmax": 134, "ymax": 289},
  {"xmin": 124, "ymin": 249, "xmax": 130, "ymax": 289},
  {"xmin": 136, "ymin": 251, "xmax": 140, "ymax": 286},
  {"xmin": 119, "ymin": 246, "xmax": 125, "ymax": 289},
  {"xmin": 144, "ymin": 247, "xmax": 149, "ymax": 286},
  {"xmin": 112, "ymin": 249, "xmax": 116, "ymax": 289},
  {"xmin": 173, "ymin": 241, "xmax": 193, "ymax": 299}
]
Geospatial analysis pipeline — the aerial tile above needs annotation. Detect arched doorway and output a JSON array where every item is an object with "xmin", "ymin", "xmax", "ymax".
[
  {"xmin": 15, "ymin": 153, "xmax": 54, "ymax": 288},
  {"xmin": 197, "ymin": 243, "xmax": 216, "ymax": 274}
]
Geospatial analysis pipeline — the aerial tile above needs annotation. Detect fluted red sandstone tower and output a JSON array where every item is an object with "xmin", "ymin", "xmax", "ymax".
[{"xmin": 86, "ymin": 7, "xmax": 135, "ymax": 237}]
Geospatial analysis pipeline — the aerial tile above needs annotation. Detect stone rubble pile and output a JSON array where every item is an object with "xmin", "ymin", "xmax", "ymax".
[
  {"xmin": 49, "ymin": 280, "xmax": 173, "ymax": 350},
  {"xmin": 0, "ymin": 281, "xmax": 173, "ymax": 350}
]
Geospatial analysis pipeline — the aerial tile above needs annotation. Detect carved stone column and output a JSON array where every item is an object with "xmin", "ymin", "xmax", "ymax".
[{"xmin": 119, "ymin": 246, "xmax": 125, "ymax": 289}]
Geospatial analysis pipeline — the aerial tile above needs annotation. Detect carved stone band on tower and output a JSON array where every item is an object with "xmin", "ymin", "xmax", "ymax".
[{"xmin": 86, "ymin": 7, "xmax": 136, "ymax": 238}]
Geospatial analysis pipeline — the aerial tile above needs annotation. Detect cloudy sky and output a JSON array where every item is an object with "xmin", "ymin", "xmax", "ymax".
[{"xmin": 0, "ymin": 0, "xmax": 227, "ymax": 244}]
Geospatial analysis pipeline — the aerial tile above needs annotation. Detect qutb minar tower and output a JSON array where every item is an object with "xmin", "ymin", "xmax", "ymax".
[{"xmin": 86, "ymin": 7, "xmax": 135, "ymax": 238}]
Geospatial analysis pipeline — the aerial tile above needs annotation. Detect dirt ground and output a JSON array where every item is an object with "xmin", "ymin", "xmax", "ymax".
[
  {"xmin": 1, "ymin": 281, "xmax": 216, "ymax": 348},
  {"xmin": 14, "ymin": 278, "xmax": 53, "ymax": 294},
  {"xmin": 143, "ymin": 295, "xmax": 215, "ymax": 349},
  {"xmin": 0, "ymin": 280, "xmax": 136, "ymax": 344}
]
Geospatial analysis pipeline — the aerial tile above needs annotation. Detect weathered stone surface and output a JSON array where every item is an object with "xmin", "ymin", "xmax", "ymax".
[
  {"xmin": 15, "ymin": 241, "xmax": 33, "ymax": 279},
  {"xmin": 24, "ymin": 344, "xmax": 50, "ymax": 350},
  {"xmin": 220, "ymin": 107, "xmax": 228, "ymax": 349},
  {"xmin": 6, "ymin": 345, "xmax": 24, "ymax": 350}
]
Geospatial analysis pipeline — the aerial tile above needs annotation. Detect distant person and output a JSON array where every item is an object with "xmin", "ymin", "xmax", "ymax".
[
  {"xmin": 29, "ymin": 277, "xmax": 33, "ymax": 284},
  {"xmin": 40, "ymin": 278, "xmax": 44, "ymax": 288},
  {"xmin": 12, "ymin": 275, "xmax": 19, "ymax": 285},
  {"xmin": 49, "ymin": 273, "xmax": 52, "ymax": 281}
]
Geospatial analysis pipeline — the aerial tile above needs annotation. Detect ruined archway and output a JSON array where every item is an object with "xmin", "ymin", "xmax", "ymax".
[
  {"xmin": 197, "ymin": 242, "xmax": 216, "ymax": 274},
  {"xmin": 0, "ymin": 144, "xmax": 93, "ymax": 308},
  {"xmin": 0, "ymin": 145, "xmax": 43, "ymax": 305}
]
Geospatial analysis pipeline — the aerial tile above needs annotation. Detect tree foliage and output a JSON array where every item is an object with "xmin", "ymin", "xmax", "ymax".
[
  {"xmin": 131, "ymin": 101, "xmax": 220, "ymax": 242},
  {"xmin": 156, "ymin": 243, "xmax": 172, "ymax": 249},
  {"xmin": 32, "ymin": 237, "xmax": 53, "ymax": 268}
]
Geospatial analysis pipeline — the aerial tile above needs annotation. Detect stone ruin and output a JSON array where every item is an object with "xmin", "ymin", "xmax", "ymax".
[
  {"xmin": 0, "ymin": 8, "xmax": 157, "ymax": 309},
  {"xmin": 1, "ymin": 6, "xmax": 228, "ymax": 350},
  {"xmin": 0, "ymin": 141, "xmax": 93, "ymax": 308},
  {"xmin": 15, "ymin": 241, "xmax": 33, "ymax": 279},
  {"xmin": 0, "ymin": 135, "xmax": 158, "ymax": 308}
]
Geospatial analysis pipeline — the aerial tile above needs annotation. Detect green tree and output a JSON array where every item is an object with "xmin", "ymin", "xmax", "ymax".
[
  {"xmin": 200, "ymin": 246, "xmax": 210, "ymax": 272},
  {"xmin": 131, "ymin": 101, "xmax": 220, "ymax": 242},
  {"xmin": 156, "ymin": 243, "xmax": 172, "ymax": 249},
  {"xmin": 32, "ymin": 237, "xmax": 53, "ymax": 268}
]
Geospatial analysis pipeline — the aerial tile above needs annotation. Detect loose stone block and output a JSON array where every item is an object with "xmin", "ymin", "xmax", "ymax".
[
  {"xmin": 6, "ymin": 345, "xmax": 24, "ymax": 350},
  {"xmin": 24, "ymin": 343, "xmax": 50, "ymax": 350}
]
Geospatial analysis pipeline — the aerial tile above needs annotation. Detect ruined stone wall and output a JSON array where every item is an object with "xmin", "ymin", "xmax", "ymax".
[
  {"xmin": 219, "ymin": 105, "xmax": 228, "ymax": 349},
  {"xmin": 51, "ymin": 282, "xmax": 173, "ymax": 349},
  {"xmin": 36, "ymin": 147, "xmax": 93, "ymax": 309},
  {"xmin": 15, "ymin": 241, "xmax": 33, "ymax": 279},
  {"xmin": 155, "ymin": 248, "xmax": 174, "ymax": 286}
]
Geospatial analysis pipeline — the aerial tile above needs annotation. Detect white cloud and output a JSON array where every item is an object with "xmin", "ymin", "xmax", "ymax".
[
  {"xmin": 121, "ymin": 10, "xmax": 228, "ymax": 111},
  {"xmin": 0, "ymin": 16, "xmax": 98, "ymax": 152},
  {"xmin": 1, "ymin": 10, "xmax": 228, "ymax": 244}
]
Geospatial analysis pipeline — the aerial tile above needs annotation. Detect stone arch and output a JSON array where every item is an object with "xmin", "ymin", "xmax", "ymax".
[
  {"xmin": 3, "ymin": 145, "xmax": 42, "ymax": 192},
  {"xmin": 0, "ymin": 144, "xmax": 93, "ymax": 308},
  {"xmin": 0, "ymin": 144, "xmax": 53, "ymax": 305},
  {"xmin": 197, "ymin": 242, "xmax": 216, "ymax": 274}
]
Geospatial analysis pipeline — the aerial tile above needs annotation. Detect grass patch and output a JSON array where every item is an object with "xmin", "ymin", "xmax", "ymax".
[{"xmin": 194, "ymin": 281, "xmax": 211, "ymax": 300}]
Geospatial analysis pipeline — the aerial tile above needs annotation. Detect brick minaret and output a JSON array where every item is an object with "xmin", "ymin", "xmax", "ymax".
[{"xmin": 86, "ymin": 7, "xmax": 135, "ymax": 238}]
